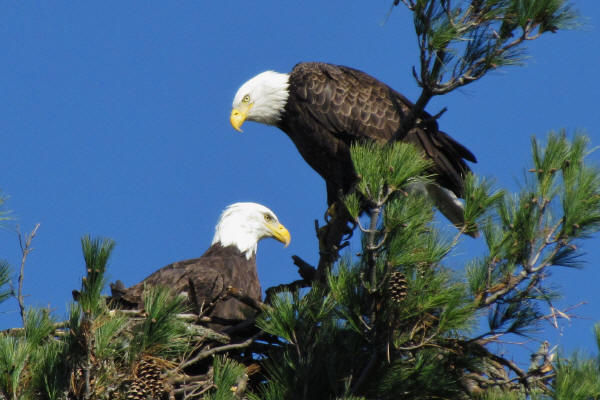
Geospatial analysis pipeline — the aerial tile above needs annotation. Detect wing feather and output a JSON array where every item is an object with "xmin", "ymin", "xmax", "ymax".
[
  {"xmin": 284, "ymin": 62, "xmax": 476, "ymax": 198},
  {"xmin": 110, "ymin": 245, "xmax": 261, "ymax": 325}
]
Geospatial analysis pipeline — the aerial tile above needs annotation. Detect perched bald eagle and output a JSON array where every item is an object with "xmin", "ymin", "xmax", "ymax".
[
  {"xmin": 230, "ymin": 62, "xmax": 477, "ymax": 232},
  {"xmin": 110, "ymin": 202, "xmax": 290, "ymax": 328}
]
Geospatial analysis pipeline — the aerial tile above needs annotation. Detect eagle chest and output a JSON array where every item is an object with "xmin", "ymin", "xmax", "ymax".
[{"xmin": 279, "ymin": 104, "xmax": 355, "ymax": 186}]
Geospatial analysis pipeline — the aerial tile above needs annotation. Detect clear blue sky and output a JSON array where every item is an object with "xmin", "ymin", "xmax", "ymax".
[{"xmin": 1, "ymin": 2, "xmax": 598, "ymax": 361}]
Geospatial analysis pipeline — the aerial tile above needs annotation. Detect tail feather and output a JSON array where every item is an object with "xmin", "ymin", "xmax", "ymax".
[
  {"xmin": 406, "ymin": 182, "xmax": 479, "ymax": 238},
  {"xmin": 424, "ymin": 183, "xmax": 479, "ymax": 238}
]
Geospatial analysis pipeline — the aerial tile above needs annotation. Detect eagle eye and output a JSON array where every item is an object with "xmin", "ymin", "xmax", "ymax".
[
  {"xmin": 242, "ymin": 94, "xmax": 251, "ymax": 104},
  {"xmin": 264, "ymin": 214, "xmax": 272, "ymax": 222}
]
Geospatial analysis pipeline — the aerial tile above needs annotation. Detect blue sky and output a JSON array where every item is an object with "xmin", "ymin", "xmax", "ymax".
[{"xmin": 1, "ymin": 2, "xmax": 599, "ymax": 361}]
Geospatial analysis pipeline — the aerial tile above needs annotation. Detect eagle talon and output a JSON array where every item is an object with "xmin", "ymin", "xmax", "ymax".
[
  {"xmin": 324, "ymin": 201, "xmax": 342, "ymax": 222},
  {"xmin": 324, "ymin": 207, "xmax": 333, "ymax": 223},
  {"xmin": 343, "ymin": 221, "xmax": 356, "ymax": 241}
]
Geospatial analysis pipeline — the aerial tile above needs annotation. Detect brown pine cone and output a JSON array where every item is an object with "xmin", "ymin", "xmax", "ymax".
[{"xmin": 389, "ymin": 271, "xmax": 408, "ymax": 303}]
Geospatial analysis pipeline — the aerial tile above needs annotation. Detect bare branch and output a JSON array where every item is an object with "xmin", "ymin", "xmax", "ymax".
[
  {"xmin": 181, "ymin": 332, "xmax": 263, "ymax": 369},
  {"xmin": 226, "ymin": 286, "xmax": 268, "ymax": 312},
  {"xmin": 400, "ymin": 0, "xmax": 415, "ymax": 11},
  {"xmin": 15, "ymin": 223, "xmax": 40, "ymax": 326},
  {"xmin": 265, "ymin": 279, "xmax": 312, "ymax": 303},
  {"xmin": 396, "ymin": 328, "xmax": 441, "ymax": 351},
  {"xmin": 291, "ymin": 255, "xmax": 317, "ymax": 282},
  {"xmin": 315, "ymin": 207, "xmax": 353, "ymax": 282}
]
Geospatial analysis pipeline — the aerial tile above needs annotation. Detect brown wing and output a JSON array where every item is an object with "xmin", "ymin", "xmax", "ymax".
[
  {"xmin": 283, "ymin": 62, "xmax": 476, "ymax": 198},
  {"xmin": 111, "ymin": 245, "xmax": 261, "ymax": 324},
  {"xmin": 289, "ymin": 62, "xmax": 403, "ymax": 140}
]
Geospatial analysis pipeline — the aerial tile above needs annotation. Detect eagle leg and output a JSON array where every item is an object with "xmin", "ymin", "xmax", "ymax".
[
  {"xmin": 344, "ymin": 219, "xmax": 356, "ymax": 241},
  {"xmin": 323, "ymin": 199, "xmax": 350, "ymax": 223},
  {"xmin": 324, "ymin": 202, "xmax": 336, "ymax": 223}
]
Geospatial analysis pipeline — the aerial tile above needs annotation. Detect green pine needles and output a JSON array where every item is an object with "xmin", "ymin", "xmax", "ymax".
[
  {"xmin": 204, "ymin": 356, "xmax": 249, "ymax": 400},
  {"xmin": 0, "ymin": 235, "xmax": 197, "ymax": 399},
  {"xmin": 398, "ymin": 0, "xmax": 578, "ymax": 96},
  {"xmin": 130, "ymin": 286, "xmax": 191, "ymax": 358},
  {"xmin": 385, "ymin": 1, "xmax": 579, "ymax": 145},
  {"xmin": 254, "ymin": 131, "xmax": 600, "ymax": 399},
  {"xmin": 0, "ymin": 261, "xmax": 11, "ymax": 305},
  {"xmin": 0, "ymin": 2, "xmax": 592, "ymax": 398},
  {"xmin": 77, "ymin": 235, "xmax": 115, "ymax": 316},
  {"xmin": 0, "ymin": 139, "xmax": 597, "ymax": 399}
]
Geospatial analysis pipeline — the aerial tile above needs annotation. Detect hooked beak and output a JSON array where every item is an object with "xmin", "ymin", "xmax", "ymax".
[
  {"xmin": 230, "ymin": 104, "xmax": 252, "ymax": 132},
  {"xmin": 270, "ymin": 223, "xmax": 291, "ymax": 247}
]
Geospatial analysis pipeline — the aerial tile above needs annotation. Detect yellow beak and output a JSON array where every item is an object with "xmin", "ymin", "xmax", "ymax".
[
  {"xmin": 270, "ymin": 223, "xmax": 291, "ymax": 247},
  {"xmin": 230, "ymin": 104, "xmax": 251, "ymax": 132}
]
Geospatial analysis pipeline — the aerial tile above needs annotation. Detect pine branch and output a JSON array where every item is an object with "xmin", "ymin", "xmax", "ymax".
[
  {"xmin": 291, "ymin": 255, "xmax": 317, "ymax": 282},
  {"xmin": 226, "ymin": 286, "xmax": 268, "ymax": 312},
  {"xmin": 113, "ymin": 309, "xmax": 231, "ymax": 343},
  {"xmin": 180, "ymin": 332, "xmax": 262, "ymax": 369},
  {"xmin": 264, "ymin": 279, "xmax": 312, "ymax": 304},
  {"xmin": 82, "ymin": 316, "xmax": 93, "ymax": 400},
  {"xmin": 172, "ymin": 369, "xmax": 214, "ymax": 398},
  {"xmin": 389, "ymin": 0, "xmax": 578, "ymax": 142},
  {"xmin": 366, "ymin": 206, "xmax": 383, "ymax": 296}
]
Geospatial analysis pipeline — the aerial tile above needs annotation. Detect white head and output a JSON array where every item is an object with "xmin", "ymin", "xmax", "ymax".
[
  {"xmin": 230, "ymin": 70, "xmax": 290, "ymax": 130},
  {"xmin": 211, "ymin": 202, "xmax": 291, "ymax": 259}
]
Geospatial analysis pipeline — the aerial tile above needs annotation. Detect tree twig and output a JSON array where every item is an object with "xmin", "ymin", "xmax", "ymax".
[
  {"xmin": 264, "ymin": 279, "xmax": 312, "ymax": 303},
  {"xmin": 16, "ymin": 223, "xmax": 40, "ymax": 326},
  {"xmin": 291, "ymin": 255, "xmax": 317, "ymax": 282},
  {"xmin": 181, "ymin": 332, "xmax": 263, "ymax": 369},
  {"xmin": 315, "ymin": 207, "xmax": 353, "ymax": 283},
  {"xmin": 226, "ymin": 286, "xmax": 268, "ymax": 312}
]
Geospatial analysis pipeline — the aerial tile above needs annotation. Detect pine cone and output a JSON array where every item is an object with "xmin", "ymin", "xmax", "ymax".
[
  {"xmin": 127, "ymin": 357, "xmax": 166, "ymax": 399},
  {"xmin": 389, "ymin": 271, "xmax": 407, "ymax": 303},
  {"xmin": 126, "ymin": 379, "xmax": 147, "ymax": 400}
]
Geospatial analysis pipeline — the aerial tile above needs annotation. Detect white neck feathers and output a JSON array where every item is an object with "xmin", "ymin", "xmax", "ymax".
[
  {"xmin": 210, "ymin": 203, "xmax": 272, "ymax": 260},
  {"xmin": 233, "ymin": 71, "xmax": 290, "ymax": 125}
]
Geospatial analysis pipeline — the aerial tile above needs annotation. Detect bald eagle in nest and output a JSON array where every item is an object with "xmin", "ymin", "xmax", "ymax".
[
  {"xmin": 110, "ymin": 202, "xmax": 290, "ymax": 329},
  {"xmin": 230, "ymin": 62, "xmax": 477, "ymax": 234}
]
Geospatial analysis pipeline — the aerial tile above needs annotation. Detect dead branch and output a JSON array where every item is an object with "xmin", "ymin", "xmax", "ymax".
[
  {"xmin": 112, "ymin": 309, "xmax": 198, "ymax": 321},
  {"xmin": 315, "ymin": 206, "xmax": 353, "ymax": 282},
  {"xmin": 291, "ymin": 255, "xmax": 317, "ymax": 282},
  {"xmin": 110, "ymin": 309, "xmax": 231, "ymax": 343},
  {"xmin": 15, "ymin": 223, "xmax": 40, "ymax": 326},
  {"xmin": 181, "ymin": 332, "xmax": 263, "ymax": 369},
  {"xmin": 264, "ymin": 279, "xmax": 312, "ymax": 303},
  {"xmin": 1, "ymin": 321, "xmax": 67, "ymax": 337},
  {"xmin": 226, "ymin": 286, "xmax": 268, "ymax": 312}
]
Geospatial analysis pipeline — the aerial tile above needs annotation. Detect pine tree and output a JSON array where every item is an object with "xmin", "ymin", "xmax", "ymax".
[
  {"xmin": 1, "ymin": 1, "xmax": 598, "ymax": 399},
  {"xmin": 254, "ymin": 131, "xmax": 600, "ymax": 399}
]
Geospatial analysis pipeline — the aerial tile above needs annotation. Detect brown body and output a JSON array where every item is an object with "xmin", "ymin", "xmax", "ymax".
[
  {"xmin": 111, "ymin": 244, "xmax": 261, "ymax": 326},
  {"xmin": 278, "ymin": 62, "xmax": 476, "ymax": 204}
]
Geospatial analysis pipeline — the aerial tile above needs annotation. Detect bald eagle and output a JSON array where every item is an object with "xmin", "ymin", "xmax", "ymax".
[
  {"xmin": 230, "ymin": 62, "xmax": 477, "ymax": 232},
  {"xmin": 110, "ymin": 202, "xmax": 290, "ymax": 328}
]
